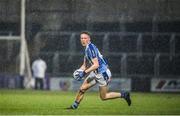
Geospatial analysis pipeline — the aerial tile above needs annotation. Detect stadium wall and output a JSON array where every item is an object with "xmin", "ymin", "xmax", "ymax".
[
  {"xmin": 49, "ymin": 77, "xmax": 131, "ymax": 92},
  {"xmin": 1, "ymin": 76, "xmax": 180, "ymax": 92}
]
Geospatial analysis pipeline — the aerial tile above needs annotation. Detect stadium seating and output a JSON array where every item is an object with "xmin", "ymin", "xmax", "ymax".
[
  {"xmin": 0, "ymin": 40, "xmax": 20, "ymax": 73},
  {"xmin": 40, "ymin": 34, "xmax": 70, "ymax": 52},
  {"xmin": 175, "ymin": 35, "xmax": 180, "ymax": 54},
  {"xmin": 125, "ymin": 22, "xmax": 152, "ymax": 32},
  {"xmin": 39, "ymin": 53, "xmax": 54, "ymax": 73},
  {"xmin": 91, "ymin": 34, "xmax": 104, "ymax": 51},
  {"xmin": 91, "ymin": 22, "xmax": 120, "ymax": 32},
  {"xmin": 1, "ymin": 20, "xmax": 180, "ymax": 78},
  {"xmin": 142, "ymin": 34, "xmax": 170, "ymax": 53},
  {"xmin": 74, "ymin": 34, "xmax": 84, "ymax": 52},
  {"xmin": 127, "ymin": 55, "xmax": 154, "ymax": 75},
  {"xmin": 106, "ymin": 55, "xmax": 122, "ymax": 74},
  {"xmin": 0, "ymin": 22, "xmax": 20, "ymax": 35},
  {"xmin": 159, "ymin": 55, "xmax": 180, "ymax": 76},
  {"xmin": 158, "ymin": 21, "xmax": 180, "ymax": 32},
  {"xmin": 109, "ymin": 34, "xmax": 138, "ymax": 53},
  {"xmin": 35, "ymin": 31, "xmax": 180, "ymax": 77},
  {"xmin": 26, "ymin": 23, "xmax": 42, "ymax": 41},
  {"xmin": 61, "ymin": 22, "xmax": 87, "ymax": 32},
  {"xmin": 58, "ymin": 54, "xmax": 83, "ymax": 74}
]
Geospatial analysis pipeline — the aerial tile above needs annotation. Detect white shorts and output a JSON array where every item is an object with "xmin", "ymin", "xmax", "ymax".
[{"xmin": 86, "ymin": 69, "xmax": 112, "ymax": 86}]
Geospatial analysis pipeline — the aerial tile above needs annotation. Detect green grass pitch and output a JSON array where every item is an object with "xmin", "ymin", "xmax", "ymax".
[{"xmin": 0, "ymin": 89, "xmax": 180, "ymax": 115}]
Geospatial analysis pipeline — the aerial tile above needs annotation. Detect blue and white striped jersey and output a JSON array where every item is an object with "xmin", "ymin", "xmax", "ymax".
[{"xmin": 84, "ymin": 43, "xmax": 108, "ymax": 74}]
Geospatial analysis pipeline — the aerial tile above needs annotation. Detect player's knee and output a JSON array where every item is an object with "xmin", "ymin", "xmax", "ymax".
[{"xmin": 79, "ymin": 87, "xmax": 86, "ymax": 94}]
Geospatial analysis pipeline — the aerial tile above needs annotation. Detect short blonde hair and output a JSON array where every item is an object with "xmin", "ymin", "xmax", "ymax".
[{"xmin": 80, "ymin": 31, "xmax": 91, "ymax": 38}]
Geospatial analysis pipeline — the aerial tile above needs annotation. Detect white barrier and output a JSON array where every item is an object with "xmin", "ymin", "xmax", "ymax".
[{"xmin": 50, "ymin": 77, "xmax": 131, "ymax": 91}]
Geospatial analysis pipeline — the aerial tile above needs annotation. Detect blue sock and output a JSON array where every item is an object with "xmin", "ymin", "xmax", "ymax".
[
  {"xmin": 120, "ymin": 91, "xmax": 126, "ymax": 98},
  {"xmin": 71, "ymin": 101, "xmax": 79, "ymax": 109}
]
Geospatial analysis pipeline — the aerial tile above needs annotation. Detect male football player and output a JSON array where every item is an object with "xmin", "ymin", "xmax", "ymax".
[{"xmin": 68, "ymin": 31, "xmax": 131, "ymax": 109}]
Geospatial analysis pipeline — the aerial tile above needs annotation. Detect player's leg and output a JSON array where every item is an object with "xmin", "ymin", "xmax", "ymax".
[
  {"xmin": 35, "ymin": 78, "xmax": 38, "ymax": 90},
  {"xmin": 97, "ymin": 70, "xmax": 120, "ymax": 100},
  {"xmin": 68, "ymin": 73, "xmax": 96, "ymax": 109},
  {"xmin": 97, "ymin": 69, "xmax": 131, "ymax": 106},
  {"xmin": 75, "ymin": 77, "xmax": 96, "ymax": 103},
  {"xmin": 99, "ymin": 85, "xmax": 131, "ymax": 106},
  {"xmin": 40, "ymin": 78, "xmax": 43, "ymax": 90},
  {"xmin": 99, "ymin": 85, "xmax": 121, "ymax": 100}
]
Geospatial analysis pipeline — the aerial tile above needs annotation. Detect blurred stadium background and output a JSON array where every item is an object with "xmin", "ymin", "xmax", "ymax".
[
  {"xmin": 0, "ymin": 0, "xmax": 179, "ymax": 92},
  {"xmin": 0, "ymin": 0, "xmax": 180, "ymax": 114}
]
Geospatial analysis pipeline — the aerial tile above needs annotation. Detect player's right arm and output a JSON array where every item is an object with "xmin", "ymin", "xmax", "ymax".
[{"xmin": 79, "ymin": 57, "xmax": 86, "ymax": 71}]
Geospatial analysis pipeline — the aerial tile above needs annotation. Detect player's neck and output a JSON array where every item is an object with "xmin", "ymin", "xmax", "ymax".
[{"xmin": 85, "ymin": 42, "xmax": 91, "ymax": 48}]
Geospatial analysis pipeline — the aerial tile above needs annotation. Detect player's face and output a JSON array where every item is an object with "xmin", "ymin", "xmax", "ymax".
[{"xmin": 80, "ymin": 33, "xmax": 90, "ymax": 47}]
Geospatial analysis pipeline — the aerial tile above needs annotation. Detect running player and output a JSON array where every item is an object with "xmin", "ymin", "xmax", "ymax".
[{"xmin": 68, "ymin": 31, "xmax": 131, "ymax": 109}]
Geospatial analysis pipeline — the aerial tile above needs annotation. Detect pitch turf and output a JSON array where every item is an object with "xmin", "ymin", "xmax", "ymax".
[{"xmin": 0, "ymin": 89, "xmax": 180, "ymax": 115}]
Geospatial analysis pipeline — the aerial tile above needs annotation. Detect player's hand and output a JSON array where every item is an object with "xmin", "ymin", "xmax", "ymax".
[{"xmin": 78, "ymin": 71, "xmax": 86, "ymax": 79}]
